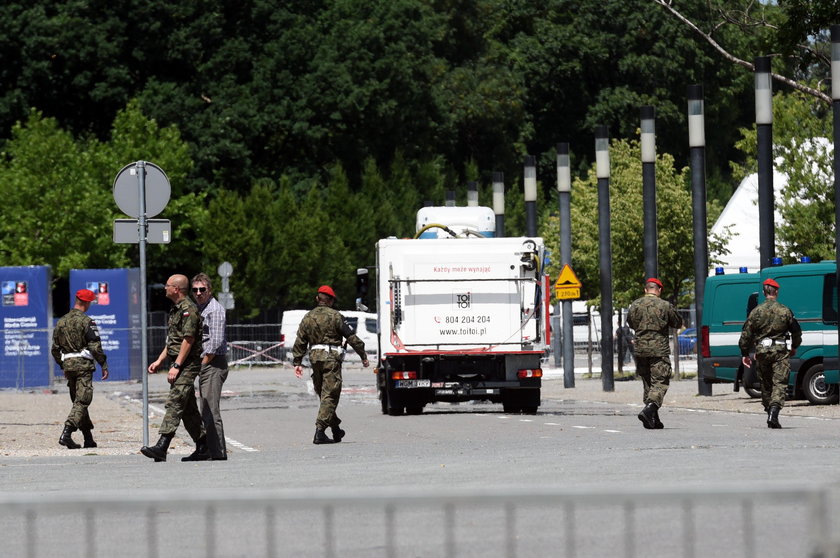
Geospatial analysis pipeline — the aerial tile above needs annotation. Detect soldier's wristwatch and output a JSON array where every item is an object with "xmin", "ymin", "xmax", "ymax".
[{"xmin": 172, "ymin": 362, "xmax": 181, "ymax": 370}]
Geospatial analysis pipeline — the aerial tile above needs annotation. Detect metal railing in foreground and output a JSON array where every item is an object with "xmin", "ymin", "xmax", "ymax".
[{"xmin": 0, "ymin": 483, "xmax": 837, "ymax": 558}]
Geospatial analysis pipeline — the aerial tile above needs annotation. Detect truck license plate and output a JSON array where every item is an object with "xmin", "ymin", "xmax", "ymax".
[{"xmin": 396, "ymin": 379, "xmax": 431, "ymax": 388}]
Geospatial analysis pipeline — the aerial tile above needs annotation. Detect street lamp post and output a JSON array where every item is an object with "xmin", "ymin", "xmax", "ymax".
[
  {"xmin": 755, "ymin": 56, "xmax": 775, "ymax": 269},
  {"xmin": 688, "ymin": 84, "xmax": 712, "ymax": 397},
  {"xmin": 641, "ymin": 106, "xmax": 658, "ymax": 279},
  {"xmin": 596, "ymin": 127, "xmax": 614, "ymax": 392},
  {"xmin": 557, "ymin": 143, "xmax": 575, "ymax": 388},
  {"xmin": 492, "ymin": 172, "xmax": 505, "ymax": 237},
  {"xmin": 524, "ymin": 156, "xmax": 538, "ymax": 237}
]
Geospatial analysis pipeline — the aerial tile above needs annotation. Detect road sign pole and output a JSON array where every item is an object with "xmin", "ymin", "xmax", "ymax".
[{"xmin": 138, "ymin": 161, "xmax": 149, "ymax": 446}]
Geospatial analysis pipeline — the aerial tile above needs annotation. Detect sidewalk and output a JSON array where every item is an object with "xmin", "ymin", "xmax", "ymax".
[{"xmin": 2, "ymin": 363, "xmax": 838, "ymax": 458}]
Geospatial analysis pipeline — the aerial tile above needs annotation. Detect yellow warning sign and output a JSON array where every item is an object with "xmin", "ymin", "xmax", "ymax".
[{"xmin": 554, "ymin": 264, "xmax": 582, "ymax": 300}]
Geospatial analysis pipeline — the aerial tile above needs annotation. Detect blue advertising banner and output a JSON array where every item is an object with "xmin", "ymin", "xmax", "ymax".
[
  {"xmin": 69, "ymin": 268, "xmax": 142, "ymax": 382},
  {"xmin": 0, "ymin": 266, "xmax": 52, "ymax": 388}
]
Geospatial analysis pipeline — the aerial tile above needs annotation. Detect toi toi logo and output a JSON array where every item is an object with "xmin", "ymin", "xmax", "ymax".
[{"xmin": 455, "ymin": 293, "xmax": 471, "ymax": 309}]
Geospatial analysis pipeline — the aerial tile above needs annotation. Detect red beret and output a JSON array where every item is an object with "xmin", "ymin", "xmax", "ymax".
[
  {"xmin": 76, "ymin": 289, "xmax": 96, "ymax": 302},
  {"xmin": 317, "ymin": 285, "xmax": 336, "ymax": 298},
  {"xmin": 646, "ymin": 277, "xmax": 663, "ymax": 288},
  {"xmin": 763, "ymin": 278, "xmax": 780, "ymax": 289}
]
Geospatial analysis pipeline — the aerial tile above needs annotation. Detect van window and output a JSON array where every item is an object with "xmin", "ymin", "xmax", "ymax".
[
  {"xmin": 823, "ymin": 274, "xmax": 837, "ymax": 325},
  {"xmin": 778, "ymin": 274, "xmax": 823, "ymax": 321},
  {"xmin": 712, "ymin": 283, "xmax": 758, "ymax": 325},
  {"xmin": 365, "ymin": 318, "xmax": 377, "ymax": 333}
]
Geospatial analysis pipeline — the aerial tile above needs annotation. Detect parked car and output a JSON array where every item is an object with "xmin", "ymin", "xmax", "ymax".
[{"xmin": 678, "ymin": 328, "xmax": 697, "ymax": 355}]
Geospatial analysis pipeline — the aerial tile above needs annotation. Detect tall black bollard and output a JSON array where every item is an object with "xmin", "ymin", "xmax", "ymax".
[
  {"xmin": 492, "ymin": 172, "xmax": 505, "ymax": 237},
  {"xmin": 641, "ymin": 106, "xmax": 658, "ymax": 279},
  {"xmin": 445, "ymin": 190, "xmax": 456, "ymax": 207},
  {"xmin": 557, "ymin": 143, "xmax": 575, "ymax": 388},
  {"xmin": 467, "ymin": 181, "xmax": 478, "ymax": 207},
  {"xmin": 832, "ymin": 26, "xmax": 840, "ymax": 379},
  {"xmin": 596, "ymin": 127, "xmax": 615, "ymax": 392},
  {"xmin": 688, "ymin": 84, "xmax": 712, "ymax": 396},
  {"xmin": 524, "ymin": 156, "xmax": 538, "ymax": 238},
  {"xmin": 755, "ymin": 56, "xmax": 775, "ymax": 269}
]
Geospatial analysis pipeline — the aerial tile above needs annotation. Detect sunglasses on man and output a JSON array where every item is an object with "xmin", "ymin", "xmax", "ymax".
[{"xmin": 192, "ymin": 287, "xmax": 207, "ymax": 293}]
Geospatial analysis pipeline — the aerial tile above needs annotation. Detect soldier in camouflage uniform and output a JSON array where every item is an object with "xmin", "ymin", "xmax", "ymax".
[
  {"xmin": 51, "ymin": 288, "xmax": 110, "ymax": 449},
  {"xmin": 293, "ymin": 285, "xmax": 370, "ymax": 444},
  {"xmin": 739, "ymin": 278, "xmax": 801, "ymax": 428},
  {"xmin": 627, "ymin": 277, "xmax": 683, "ymax": 429},
  {"xmin": 140, "ymin": 274, "xmax": 207, "ymax": 462}
]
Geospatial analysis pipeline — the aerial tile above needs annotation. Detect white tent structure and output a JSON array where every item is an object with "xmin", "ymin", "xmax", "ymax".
[{"xmin": 708, "ymin": 169, "xmax": 787, "ymax": 275}]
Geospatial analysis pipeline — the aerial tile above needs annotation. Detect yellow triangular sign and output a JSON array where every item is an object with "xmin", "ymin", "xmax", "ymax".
[{"xmin": 554, "ymin": 264, "xmax": 582, "ymax": 289}]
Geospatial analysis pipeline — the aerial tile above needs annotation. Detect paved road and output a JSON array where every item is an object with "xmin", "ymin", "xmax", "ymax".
[{"xmin": 2, "ymin": 365, "xmax": 839, "ymax": 557}]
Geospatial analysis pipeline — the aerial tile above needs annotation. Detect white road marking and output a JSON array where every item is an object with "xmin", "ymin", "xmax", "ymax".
[{"xmin": 114, "ymin": 391, "xmax": 259, "ymax": 453}]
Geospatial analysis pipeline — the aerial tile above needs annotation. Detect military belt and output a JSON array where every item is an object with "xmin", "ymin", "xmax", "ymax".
[
  {"xmin": 310, "ymin": 344, "xmax": 342, "ymax": 352},
  {"xmin": 759, "ymin": 338, "xmax": 788, "ymax": 349},
  {"xmin": 62, "ymin": 349, "xmax": 93, "ymax": 361}
]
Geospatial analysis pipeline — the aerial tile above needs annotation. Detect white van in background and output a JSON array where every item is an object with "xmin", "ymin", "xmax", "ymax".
[{"xmin": 281, "ymin": 309, "xmax": 378, "ymax": 362}]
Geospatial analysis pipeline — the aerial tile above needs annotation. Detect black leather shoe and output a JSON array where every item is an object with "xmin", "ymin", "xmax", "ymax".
[
  {"xmin": 81, "ymin": 429, "xmax": 97, "ymax": 448},
  {"xmin": 638, "ymin": 403, "xmax": 657, "ymax": 429},
  {"xmin": 59, "ymin": 425, "xmax": 81, "ymax": 449},
  {"xmin": 141, "ymin": 434, "xmax": 173, "ymax": 462},
  {"xmin": 182, "ymin": 438, "xmax": 211, "ymax": 461},
  {"xmin": 313, "ymin": 429, "xmax": 334, "ymax": 444},
  {"xmin": 767, "ymin": 405, "xmax": 782, "ymax": 429},
  {"xmin": 331, "ymin": 426, "xmax": 345, "ymax": 442}
]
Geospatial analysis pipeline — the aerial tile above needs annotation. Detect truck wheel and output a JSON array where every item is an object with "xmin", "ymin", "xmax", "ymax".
[
  {"xmin": 386, "ymin": 390, "xmax": 405, "ymax": 416},
  {"xmin": 501, "ymin": 390, "xmax": 520, "ymax": 413},
  {"xmin": 379, "ymin": 387, "xmax": 388, "ymax": 415},
  {"xmin": 802, "ymin": 364, "xmax": 839, "ymax": 405},
  {"xmin": 406, "ymin": 406, "xmax": 424, "ymax": 415},
  {"xmin": 520, "ymin": 389, "xmax": 540, "ymax": 415}
]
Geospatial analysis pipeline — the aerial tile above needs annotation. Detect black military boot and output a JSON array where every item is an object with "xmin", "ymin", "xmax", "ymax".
[
  {"xmin": 331, "ymin": 426, "xmax": 345, "ymax": 443},
  {"xmin": 653, "ymin": 407, "xmax": 664, "ymax": 429},
  {"xmin": 638, "ymin": 402, "xmax": 658, "ymax": 429},
  {"xmin": 767, "ymin": 405, "xmax": 782, "ymax": 429},
  {"xmin": 313, "ymin": 428, "xmax": 334, "ymax": 444},
  {"xmin": 141, "ymin": 434, "xmax": 174, "ymax": 462},
  {"xmin": 81, "ymin": 429, "xmax": 97, "ymax": 448},
  {"xmin": 59, "ymin": 425, "xmax": 81, "ymax": 449},
  {"xmin": 182, "ymin": 437, "xmax": 211, "ymax": 461}
]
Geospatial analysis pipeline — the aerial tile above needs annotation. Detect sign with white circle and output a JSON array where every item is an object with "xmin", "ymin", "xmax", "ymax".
[
  {"xmin": 218, "ymin": 261, "xmax": 233, "ymax": 278},
  {"xmin": 113, "ymin": 162, "xmax": 171, "ymax": 218}
]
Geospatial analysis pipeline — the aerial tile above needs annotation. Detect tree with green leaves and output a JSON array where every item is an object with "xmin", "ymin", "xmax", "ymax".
[
  {"xmin": 731, "ymin": 89, "xmax": 835, "ymax": 262},
  {"xmin": 541, "ymin": 138, "xmax": 727, "ymax": 310}
]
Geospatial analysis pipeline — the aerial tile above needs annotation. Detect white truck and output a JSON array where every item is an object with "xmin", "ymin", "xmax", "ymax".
[{"xmin": 374, "ymin": 211, "xmax": 549, "ymax": 415}]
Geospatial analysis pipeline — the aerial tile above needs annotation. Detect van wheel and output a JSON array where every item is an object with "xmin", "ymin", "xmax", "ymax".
[
  {"xmin": 802, "ymin": 364, "xmax": 839, "ymax": 405},
  {"xmin": 742, "ymin": 366, "xmax": 762, "ymax": 399}
]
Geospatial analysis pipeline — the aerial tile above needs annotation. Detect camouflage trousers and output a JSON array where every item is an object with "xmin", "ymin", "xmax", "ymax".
[
  {"xmin": 634, "ymin": 355, "xmax": 672, "ymax": 407},
  {"xmin": 311, "ymin": 359, "xmax": 343, "ymax": 430},
  {"xmin": 755, "ymin": 349, "xmax": 789, "ymax": 409},
  {"xmin": 159, "ymin": 363, "xmax": 205, "ymax": 442},
  {"xmin": 64, "ymin": 366, "xmax": 94, "ymax": 430}
]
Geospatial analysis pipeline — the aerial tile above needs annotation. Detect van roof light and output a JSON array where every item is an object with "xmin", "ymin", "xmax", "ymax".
[
  {"xmin": 739, "ymin": 267, "xmax": 748, "ymax": 273},
  {"xmin": 715, "ymin": 267, "xmax": 725, "ymax": 275},
  {"xmin": 772, "ymin": 257, "xmax": 783, "ymax": 266},
  {"xmin": 800, "ymin": 256, "xmax": 811, "ymax": 263}
]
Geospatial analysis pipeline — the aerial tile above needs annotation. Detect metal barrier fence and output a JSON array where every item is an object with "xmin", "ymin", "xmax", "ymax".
[{"xmin": 0, "ymin": 484, "xmax": 836, "ymax": 558}]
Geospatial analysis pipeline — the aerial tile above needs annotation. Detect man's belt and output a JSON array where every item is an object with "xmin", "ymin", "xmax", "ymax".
[
  {"xmin": 759, "ymin": 338, "xmax": 788, "ymax": 349},
  {"xmin": 310, "ymin": 344, "xmax": 342, "ymax": 353},
  {"xmin": 62, "ymin": 349, "xmax": 93, "ymax": 361}
]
